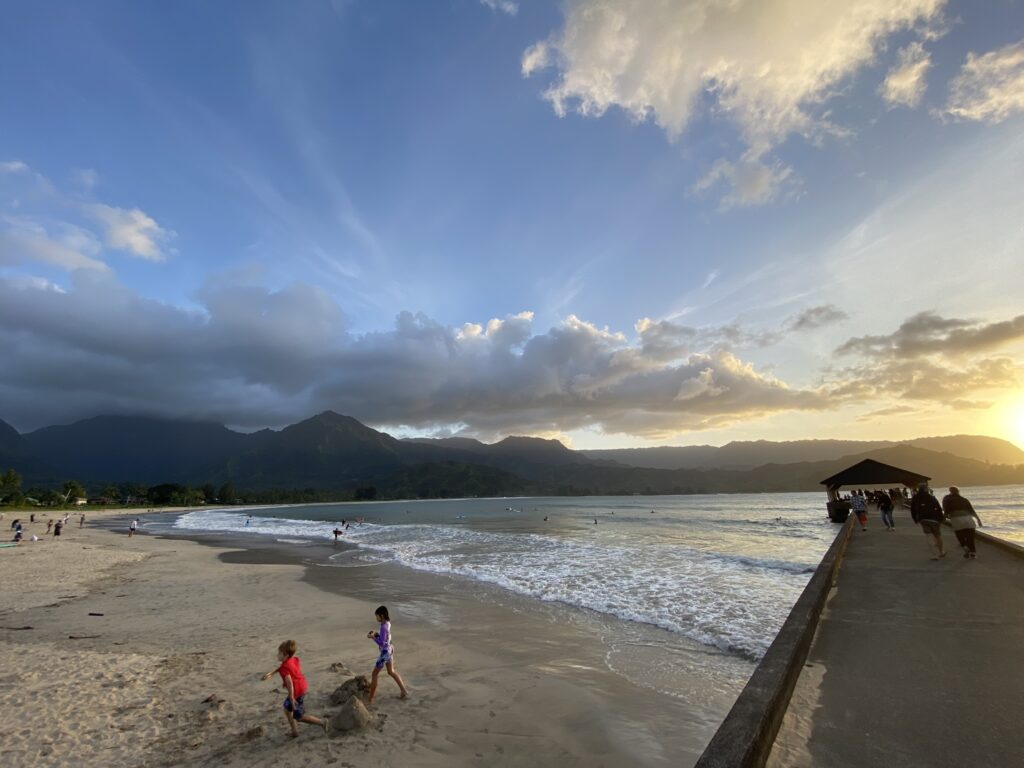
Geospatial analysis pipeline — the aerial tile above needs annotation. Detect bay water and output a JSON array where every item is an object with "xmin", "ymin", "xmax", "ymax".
[{"xmin": 170, "ymin": 485, "xmax": 1022, "ymax": 703}]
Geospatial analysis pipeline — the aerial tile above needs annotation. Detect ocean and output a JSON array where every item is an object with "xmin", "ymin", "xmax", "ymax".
[{"xmin": 169, "ymin": 484, "xmax": 1023, "ymax": 703}]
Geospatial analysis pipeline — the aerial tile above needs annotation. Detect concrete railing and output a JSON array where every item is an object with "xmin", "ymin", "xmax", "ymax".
[
  {"xmin": 939, "ymin": 518, "xmax": 1024, "ymax": 559},
  {"xmin": 693, "ymin": 516, "xmax": 854, "ymax": 768},
  {"xmin": 975, "ymin": 529, "xmax": 1024, "ymax": 559}
]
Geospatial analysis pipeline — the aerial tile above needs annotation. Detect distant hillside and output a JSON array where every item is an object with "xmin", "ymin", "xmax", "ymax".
[
  {"xmin": 2, "ymin": 411, "xmax": 1021, "ymax": 497},
  {"xmin": 0, "ymin": 419, "xmax": 23, "ymax": 455},
  {"xmin": 21, "ymin": 415, "xmax": 251, "ymax": 485},
  {"xmin": 582, "ymin": 440, "xmax": 892, "ymax": 469},
  {"xmin": 825, "ymin": 445, "xmax": 1024, "ymax": 489},
  {"xmin": 902, "ymin": 435, "xmax": 1024, "ymax": 466},
  {"xmin": 220, "ymin": 411, "xmax": 408, "ymax": 488},
  {"xmin": 583, "ymin": 435, "xmax": 1024, "ymax": 471}
]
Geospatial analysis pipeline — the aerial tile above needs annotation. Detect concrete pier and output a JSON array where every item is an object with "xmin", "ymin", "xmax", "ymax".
[{"xmin": 767, "ymin": 509, "xmax": 1024, "ymax": 767}]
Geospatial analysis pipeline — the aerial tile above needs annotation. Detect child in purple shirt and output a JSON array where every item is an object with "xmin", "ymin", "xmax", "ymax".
[{"xmin": 366, "ymin": 605, "xmax": 409, "ymax": 704}]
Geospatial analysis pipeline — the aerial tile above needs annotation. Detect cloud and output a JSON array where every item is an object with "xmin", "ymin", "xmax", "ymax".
[
  {"xmin": 880, "ymin": 41, "xmax": 932, "ymax": 107},
  {"xmin": 692, "ymin": 155, "xmax": 796, "ymax": 210},
  {"xmin": 1, "ymin": 274, "xmax": 67, "ymax": 293},
  {"xmin": 826, "ymin": 311, "xmax": 1024, "ymax": 412},
  {"xmin": 3, "ymin": 270, "xmax": 1016, "ymax": 440},
  {"xmin": 944, "ymin": 39, "xmax": 1024, "ymax": 123},
  {"xmin": 1, "ymin": 160, "xmax": 30, "ymax": 174},
  {"xmin": 787, "ymin": 304, "xmax": 849, "ymax": 332},
  {"xmin": 480, "ymin": 0, "xmax": 518, "ymax": 16},
  {"xmin": 72, "ymin": 168, "xmax": 100, "ymax": 188},
  {"xmin": 0, "ymin": 217, "xmax": 109, "ymax": 273},
  {"xmin": 524, "ymin": 0, "xmax": 946, "ymax": 206},
  {"xmin": 0, "ymin": 272, "xmax": 832, "ymax": 437},
  {"xmin": 835, "ymin": 311, "xmax": 1024, "ymax": 358},
  {"xmin": 1, "ymin": 161, "xmax": 172, "ymax": 272},
  {"xmin": 89, "ymin": 204, "xmax": 173, "ymax": 261},
  {"xmin": 856, "ymin": 404, "xmax": 919, "ymax": 422},
  {"xmin": 826, "ymin": 355, "xmax": 1018, "ymax": 407},
  {"xmin": 635, "ymin": 317, "xmax": 782, "ymax": 363}
]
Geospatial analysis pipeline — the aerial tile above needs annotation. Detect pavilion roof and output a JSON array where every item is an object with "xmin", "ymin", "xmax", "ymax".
[{"xmin": 820, "ymin": 458, "xmax": 930, "ymax": 490}]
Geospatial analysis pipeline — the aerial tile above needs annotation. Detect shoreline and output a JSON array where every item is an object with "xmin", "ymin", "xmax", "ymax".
[{"xmin": 2, "ymin": 509, "xmax": 732, "ymax": 767}]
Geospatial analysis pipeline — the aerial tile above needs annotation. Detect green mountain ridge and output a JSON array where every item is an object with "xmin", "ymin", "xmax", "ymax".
[{"xmin": 1, "ymin": 412, "xmax": 1021, "ymax": 498}]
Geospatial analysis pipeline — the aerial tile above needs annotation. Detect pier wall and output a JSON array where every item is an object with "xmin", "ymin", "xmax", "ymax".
[{"xmin": 693, "ymin": 516, "xmax": 854, "ymax": 768}]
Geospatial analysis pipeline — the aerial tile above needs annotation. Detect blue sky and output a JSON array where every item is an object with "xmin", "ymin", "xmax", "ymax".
[{"xmin": 2, "ymin": 0, "xmax": 1024, "ymax": 448}]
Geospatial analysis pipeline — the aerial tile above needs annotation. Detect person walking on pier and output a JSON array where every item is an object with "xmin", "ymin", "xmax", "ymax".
[
  {"xmin": 911, "ymin": 485, "xmax": 945, "ymax": 560},
  {"xmin": 942, "ymin": 487, "xmax": 983, "ymax": 559},
  {"xmin": 851, "ymin": 491, "xmax": 868, "ymax": 531},
  {"xmin": 878, "ymin": 492, "xmax": 895, "ymax": 531}
]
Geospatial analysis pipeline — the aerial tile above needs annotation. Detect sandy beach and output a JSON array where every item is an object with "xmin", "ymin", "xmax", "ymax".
[{"xmin": 1, "ymin": 507, "xmax": 720, "ymax": 767}]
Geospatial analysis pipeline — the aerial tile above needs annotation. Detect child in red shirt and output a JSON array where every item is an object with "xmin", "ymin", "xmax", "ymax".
[{"xmin": 260, "ymin": 640, "xmax": 327, "ymax": 738}]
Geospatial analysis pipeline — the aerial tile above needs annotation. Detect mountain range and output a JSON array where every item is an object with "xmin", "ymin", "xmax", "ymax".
[
  {"xmin": 580, "ymin": 435, "xmax": 1024, "ymax": 470},
  {"xmin": 1, "ymin": 412, "xmax": 1022, "ymax": 498}
]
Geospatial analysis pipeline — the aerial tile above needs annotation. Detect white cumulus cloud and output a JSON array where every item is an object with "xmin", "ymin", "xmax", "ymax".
[
  {"xmin": 524, "ymin": 0, "xmax": 947, "ymax": 206},
  {"xmin": 880, "ymin": 41, "xmax": 932, "ymax": 107},
  {"xmin": 89, "ymin": 204, "xmax": 174, "ymax": 261},
  {"xmin": 945, "ymin": 39, "xmax": 1024, "ymax": 123}
]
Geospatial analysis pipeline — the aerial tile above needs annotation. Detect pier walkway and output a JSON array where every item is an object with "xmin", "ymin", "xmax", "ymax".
[{"xmin": 767, "ymin": 508, "xmax": 1024, "ymax": 767}]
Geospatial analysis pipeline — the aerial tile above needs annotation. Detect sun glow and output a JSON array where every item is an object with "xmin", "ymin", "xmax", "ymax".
[{"xmin": 1001, "ymin": 397, "xmax": 1024, "ymax": 450}]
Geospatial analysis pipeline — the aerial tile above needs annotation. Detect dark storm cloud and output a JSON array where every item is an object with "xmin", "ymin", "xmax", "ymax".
[
  {"xmin": 0, "ymin": 274, "xmax": 831, "ymax": 438},
  {"xmin": 7, "ymin": 265, "xmax": 1017, "ymax": 440}
]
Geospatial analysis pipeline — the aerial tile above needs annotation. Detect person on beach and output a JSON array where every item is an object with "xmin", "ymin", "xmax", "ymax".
[
  {"xmin": 942, "ymin": 487, "xmax": 983, "ymax": 559},
  {"xmin": 878, "ymin": 493, "xmax": 895, "ymax": 531},
  {"xmin": 80, "ymin": 514, "xmax": 85, "ymax": 528},
  {"xmin": 911, "ymin": 485, "xmax": 945, "ymax": 560},
  {"xmin": 260, "ymin": 640, "xmax": 327, "ymax": 738},
  {"xmin": 128, "ymin": 518, "xmax": 139, "ymax": 537},
  {"xmin": 851, "ymin": 492, "xmax": 868, "ymax": 531},
  {"xmin": 332, "ymin": 527, "xmax": 343, "ymax": 542},
  {"xmin": 53, "ymin": 519, "xmax": 63, "ymax": 538},
  {"xmin": 366, "ymin": 605, "xmax": 408, "ymax": 704}
]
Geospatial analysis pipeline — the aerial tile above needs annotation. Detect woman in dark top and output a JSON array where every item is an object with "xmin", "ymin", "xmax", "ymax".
[{"xmin": 942, "ymin": 487, "xmax": 983, "ymax": 559}]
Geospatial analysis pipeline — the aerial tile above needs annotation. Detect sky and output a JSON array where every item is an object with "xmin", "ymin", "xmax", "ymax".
[{"xmin": 2, "ymin": 0, "xmax": 1024, "ymax": 449}]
